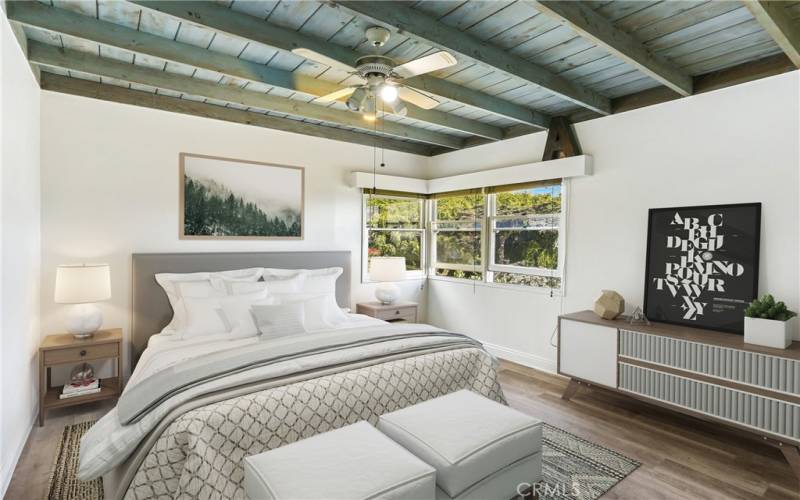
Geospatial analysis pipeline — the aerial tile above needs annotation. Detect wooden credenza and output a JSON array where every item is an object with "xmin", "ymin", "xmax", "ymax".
[{"xmin": 558, "ymin": 310, "xmax": 800, "ymax": 479}]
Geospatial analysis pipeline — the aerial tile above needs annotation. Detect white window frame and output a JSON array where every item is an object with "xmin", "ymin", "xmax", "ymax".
[
  {"xmin": 360, "ymin": 181, "xmax": 568, "ymax": 293},
  {"xmin": 427, "ymin": 181, "xmax": 567, "ymax": 294},
  {"xmin": 429, "ymin": 196, "xmax": 485, "ymax": 280},
  {"xmin": 487, "ymin": 181, "xmax": 566, "ymax": 285},
  {"xmin": 361, "ymin": 192, "xmax": 427, "ymax": 283}
]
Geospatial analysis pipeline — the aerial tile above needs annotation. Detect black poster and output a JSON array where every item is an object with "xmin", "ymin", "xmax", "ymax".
[{"xmin": 644, "ymin": 203, "xmax": 761, "ymax": 334}]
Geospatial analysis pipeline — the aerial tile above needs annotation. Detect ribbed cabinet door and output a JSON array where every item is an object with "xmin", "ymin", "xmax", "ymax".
[{"xmin": 560, "ymin": 320, "xmax": 618, "ymax": 388}]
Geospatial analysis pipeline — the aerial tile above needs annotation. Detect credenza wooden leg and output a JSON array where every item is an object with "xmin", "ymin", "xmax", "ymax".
[
  {"xmin": 779, "ymin": 444, "xmax": 800, "ymax": 484},
  {"xmin": 562, "ymin": 379, "xmax": 581, "ymax": 401}
]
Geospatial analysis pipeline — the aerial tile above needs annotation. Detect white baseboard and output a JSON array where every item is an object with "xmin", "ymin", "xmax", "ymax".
[
  {"xmin": 0, "ymin": 414, "xmax": 36, "ymax": 497},
  {"xmin": 481, "ymin": 342, "xmax": 557, "ymax": 374}
]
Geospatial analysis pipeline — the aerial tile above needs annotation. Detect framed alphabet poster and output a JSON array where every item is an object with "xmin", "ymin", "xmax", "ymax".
[{"xmin": 644, "ymin": 203, "xmax": 761, "ymax": 334}]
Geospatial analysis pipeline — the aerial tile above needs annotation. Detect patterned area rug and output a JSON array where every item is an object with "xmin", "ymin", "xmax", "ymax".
[
  {"xmin": 540, "ymin": 424, "xmax": 640, "ymax": 500},
  {"xmin": 48, "ymin": 421, "xmax": 638, "ymax": 500}
]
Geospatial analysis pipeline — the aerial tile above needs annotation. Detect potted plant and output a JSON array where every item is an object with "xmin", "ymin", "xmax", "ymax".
[{"xmin": 744, "ymin": 294, "xmax": 797, "ymax": 349}]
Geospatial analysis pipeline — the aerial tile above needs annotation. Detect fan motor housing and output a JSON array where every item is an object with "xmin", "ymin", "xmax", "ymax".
[{"xmin": 355, "ymin": 55, "xmax": 395, "ymax": 78}]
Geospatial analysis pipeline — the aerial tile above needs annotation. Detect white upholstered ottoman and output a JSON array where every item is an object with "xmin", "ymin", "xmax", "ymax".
[
  {"xmin": 243, "ymin": 421, "xmax": 437, "ymax": 500},
  {"xmin": 377, "ymin": 390, "xmax": 543, "ymax": 500}
]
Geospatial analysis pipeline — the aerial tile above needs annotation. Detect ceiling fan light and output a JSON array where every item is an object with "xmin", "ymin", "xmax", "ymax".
[
  {"xmin": 347, "ymin": 87, "xmax": 367, "ymax": 112},
  {"xmin": 363, "ymin": 95, "xmax": 376, "ymax": 115},
  {"xmin": 380, "ymin": 84, "xmax": 398, "ymax": 103}
]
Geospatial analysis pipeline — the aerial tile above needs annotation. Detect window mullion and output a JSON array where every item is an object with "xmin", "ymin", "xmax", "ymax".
[{"xmin": 484, "ymin": 193, "xmax": 493, "ymax": 283}]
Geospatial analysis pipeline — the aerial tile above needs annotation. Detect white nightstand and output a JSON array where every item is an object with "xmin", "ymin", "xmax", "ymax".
[{"xmin": 356, "ymin": 302, "xmax": 418, "ymax": 323}]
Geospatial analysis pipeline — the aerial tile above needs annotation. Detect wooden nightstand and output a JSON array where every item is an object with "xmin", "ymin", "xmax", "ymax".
[
  {"xmin": 356, "ymin": 302, "xmax": 418, "ymax": 323},
  {"xmin": 38, "ymin": 328, "xmax": 122, "ymax": 426}
]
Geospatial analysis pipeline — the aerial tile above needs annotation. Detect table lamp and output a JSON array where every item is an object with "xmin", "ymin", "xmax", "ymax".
[
  {"xmin": 369, "ymin": 257, "xmax": 406, "ymax": 305},
  {"xmin": 54, "ymin": 264, "xmax": 111, "ymax": 338}
]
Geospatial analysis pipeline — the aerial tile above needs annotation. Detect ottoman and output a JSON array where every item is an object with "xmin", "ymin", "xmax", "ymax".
[
  {"xmin": 243, "ymin": 421, "xmax": 437, "ymax": 500},
  {"xmin": 377, "ymin": 390, "xmax": 543, "ymax": 500}
]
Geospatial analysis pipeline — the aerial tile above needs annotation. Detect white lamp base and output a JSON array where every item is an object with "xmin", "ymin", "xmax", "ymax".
[
  {"xmin": 66, "ymin": 303, "xmax": 103, "ymax": 338},
  {"xmin": 375, "ymin": 283, "xmax": 401, "ymax": 305}
]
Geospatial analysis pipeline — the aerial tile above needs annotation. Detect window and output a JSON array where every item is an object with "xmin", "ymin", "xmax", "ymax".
[
  {"xmin": 360, "ymin": 181, "xmax": 565, "ymax": 291},
  {"xmin": 363, "ymin": 192, "xmax": 425, "ymax": 279},
  {"xmin": 488, "ymin": 183, "xmax": 563, "ymax": 290},
  {"xmin": 431, "ymin": 192, "xmax": 483, "ymax": 280}
]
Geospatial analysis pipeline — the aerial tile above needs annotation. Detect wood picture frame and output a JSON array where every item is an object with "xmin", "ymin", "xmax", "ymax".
[
  {"xmin": 643, "ymin": 202, "xmax": 761, "ymax": 334},
  {"xmin": 179, "ymin": 153, "xmax": 304, "ymax": 240}
]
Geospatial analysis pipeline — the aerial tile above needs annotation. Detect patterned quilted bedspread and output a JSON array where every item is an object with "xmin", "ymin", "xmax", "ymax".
[{"xmin": 120, "ymin": 346, "xmax": 503, "ymax": 499}]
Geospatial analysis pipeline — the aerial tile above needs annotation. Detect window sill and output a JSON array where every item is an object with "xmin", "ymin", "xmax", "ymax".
[
  {"xmin": 427, "ymin": 275, "xmax": 564, "ymax": 296},
  {"xmin": 362, "ymin": 274, "xmax": 426, "ymax": 285}
]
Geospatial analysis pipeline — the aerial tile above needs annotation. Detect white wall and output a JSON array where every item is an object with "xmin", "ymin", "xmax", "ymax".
[
  {"xmin": 427, "ymin": 71, "xmax": 800, "ymax": 372},
  {"xmin": 40, "ymin": 91, "xmax": 429, "ymax": 380},
  {"xmin": 35, "ymin": 66, "xmax": 800, "ymax": 382},
  {"xmin": 0, "ymin": 12, "xmax": 41, "ymax": 496}
]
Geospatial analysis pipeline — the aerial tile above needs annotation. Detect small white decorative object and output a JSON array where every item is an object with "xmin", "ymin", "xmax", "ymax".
[
  {"xmin": 593, "ymin": 290, "xmax": 625, "ymax": 320},
  {"xmin": 369, "ymin": 257, "xmax": 406, "ymax": 305},
  {"xmin": 745, "ymin": 316, "xmax": 797, "ymax": 349},
  {"xmin": 55, "ymin": 264, "xmax": 112, "ymax": 339}
]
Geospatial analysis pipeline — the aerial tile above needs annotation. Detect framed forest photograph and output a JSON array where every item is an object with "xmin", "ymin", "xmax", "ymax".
[{"xmin": 179, "ymin": 153, "xmax": 304, "ymax": 240}]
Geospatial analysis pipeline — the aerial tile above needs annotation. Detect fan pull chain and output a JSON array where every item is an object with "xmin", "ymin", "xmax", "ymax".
[{"xmin": 380, "ymin": 99, "xmax": 386, "ymax": 168}]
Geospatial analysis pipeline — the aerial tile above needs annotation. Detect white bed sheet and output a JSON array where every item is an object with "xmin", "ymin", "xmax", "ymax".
[{"xmin": 130, "ymin": 313, "xmax": 386, "ymax": 390}]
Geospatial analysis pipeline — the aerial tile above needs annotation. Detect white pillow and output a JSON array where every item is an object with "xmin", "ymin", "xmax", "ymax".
[
  {"xmin": 264, "ymin": 274, "xmax": 306, "ymax": 295},
  {"xmin": 211, "ymin": 279, "xmax": 269, "ymax": 296},
  {"xmin": 181, "ymin": 289, "xmax": 268, "ymax": 340},
  {"xmin": 262, "ymin": 267, "xmax": 342, "ymax": 293},
  {"xmin": 252, "ymin": 302, "xmax": 307, "ymax": 339},
  {"xmin": 220, "ymin": 295, "xmax": 277, "ymax": 339},
  {"xmin": 274, "ymin": 294, "xmax": 348, "ymax": 331},
  {"xmin": 261, "ymin": 267, "xmax": 304, "ymax": 280},
  {"xmin": 155, "ymin": 267, "xmax": 262, "ymax": 334},
  {"xmin": 302, "ymin": 267, "xmax": 342, "ymax": 294}
]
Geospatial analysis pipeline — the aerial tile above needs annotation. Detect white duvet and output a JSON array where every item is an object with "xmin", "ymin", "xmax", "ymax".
[{"xmin": 79, "ymin": 316, "xmax": 469, "ymax": 480}]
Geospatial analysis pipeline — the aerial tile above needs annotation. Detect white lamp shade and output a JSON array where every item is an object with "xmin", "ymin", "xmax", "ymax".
[
  {"xmin": 369, "ymin": 257, "xmax": 406, "ymax": 282},
  {"xmin": 54, "ymin": 264, "xmax": 112, "ymax": 304}
]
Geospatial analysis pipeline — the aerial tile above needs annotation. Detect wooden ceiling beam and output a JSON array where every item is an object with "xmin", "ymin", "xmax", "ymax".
[
  {"xmin": 129, "ymin": 0, "xmax": 551, "ymax": 130},
  {"xmin": 528, "ymin": 1, "xmax": 693, "ymax": 96},
  {"xmin": 6, "ymin": 1, "xmax": 500, "ymax": 140},
  {"xmin": 610, "ymin": 52, "xmax": 795, "ymax": 115},
  {"xmin": 334, "ymin": 1, "xmax": 611, "ymax": 115},
  {"xmin": 742, "ymin": 1, "xmax": 800, "ymax": 67},
  {"xmin": 29, "ymin": 42, "xmax": 463, "ymax": 149},
  {"xmin": 39, "ymin": 73, "xmax": 436, "ymax": 156},
  {"xmin": 435, "ymin": 52, "xmax": 794, "ymax": 155}
]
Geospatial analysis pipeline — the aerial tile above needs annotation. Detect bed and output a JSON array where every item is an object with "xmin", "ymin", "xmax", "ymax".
[{"xmin": 80, "ymin": 252, "xmax": 505, "ymax": 500}]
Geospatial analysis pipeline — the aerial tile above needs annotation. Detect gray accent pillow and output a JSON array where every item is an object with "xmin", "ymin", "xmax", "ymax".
[{"xmin": 251, "ymin": 302, "xmax": 307, "ymax": 339}]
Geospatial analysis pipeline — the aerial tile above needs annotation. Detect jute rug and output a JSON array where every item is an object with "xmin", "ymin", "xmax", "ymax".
[
  {"xmin": 48, "ymin": 421, "xmax": 639, "ymax": 500},
  {"xmin": 47, "ymin": 421, "xmax": 103, "ymax": 500}
]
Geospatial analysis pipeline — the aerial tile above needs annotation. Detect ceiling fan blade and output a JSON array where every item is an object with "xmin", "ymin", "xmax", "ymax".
[
  {"xmin": 393, "ymin": 51, "xmax": 457, "ymax": 78},
  {"xmin": 315, "ymin": 87, "xmax": 358, "ymax": 103},
  {"xmin": 398, "ymin": 86, "xmax": 440, "ymax": 110},
  {"xmin": 292, "ymin": 48, "xmax": 357, "ymax": 72}
]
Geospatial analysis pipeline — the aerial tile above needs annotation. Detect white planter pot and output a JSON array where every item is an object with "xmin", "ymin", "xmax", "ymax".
[{"xmin": 744, "ymin": 316, "xmax": 797, "ymax": 349}]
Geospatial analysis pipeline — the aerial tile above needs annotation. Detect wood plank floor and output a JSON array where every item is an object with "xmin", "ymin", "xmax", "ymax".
[
  {"xmin": 5, "ymin": 399, "xmax": 114, "ymax": 500},
  {"xmin": 499, "ymin": 362, "xmax": 800, "ymax": 500},
  {"xmin": 5, "ymin": 362, "xmax": 800, "ymax": 499}
]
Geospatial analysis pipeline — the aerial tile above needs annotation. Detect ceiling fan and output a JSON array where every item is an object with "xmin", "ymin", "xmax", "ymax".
[{"xmin": 293, "ymin": 27, "xmax": 457, "ymax": 120}]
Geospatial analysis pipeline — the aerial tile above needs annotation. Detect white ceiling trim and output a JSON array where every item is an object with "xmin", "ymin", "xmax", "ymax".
[{"xmin": 352, "ymin": 155, "xmax": 592, "ymax": 194}]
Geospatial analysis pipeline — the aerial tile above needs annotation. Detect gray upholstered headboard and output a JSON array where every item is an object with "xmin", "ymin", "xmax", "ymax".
[{"xmin": 131, "ymin": 251, "xmax": 351, "ymax": 365}]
